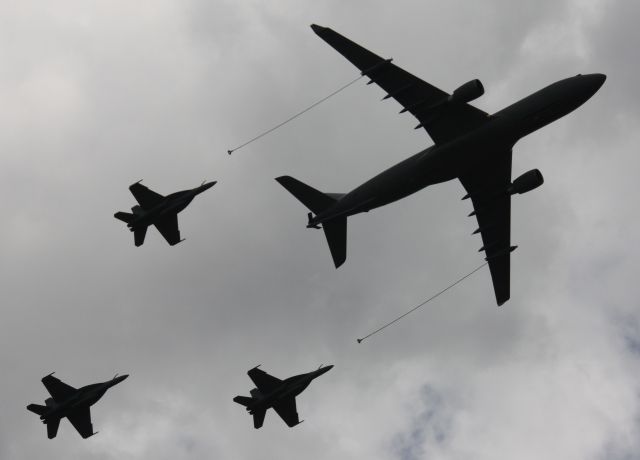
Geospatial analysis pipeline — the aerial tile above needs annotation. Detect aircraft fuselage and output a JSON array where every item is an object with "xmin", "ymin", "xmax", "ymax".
[
  {"xmin": 309, "ymin": 74, "xmax": 605, "ymax": 227},
  {"xmin": 39, "ymin": 376, "xmax": 128, "ymax": 422},
  {"xmin": 246, "ymin": 366, "xmax": 332, "ymax": 413},
  {"xmin": 128, "ymin": 183, "xmax": 214, "ymax": 230}
]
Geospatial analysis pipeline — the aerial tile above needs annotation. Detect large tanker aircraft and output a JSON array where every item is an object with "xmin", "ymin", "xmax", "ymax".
[{"xmin": 277, "ymin": 24, "xmax": 605, "ymax": 306}]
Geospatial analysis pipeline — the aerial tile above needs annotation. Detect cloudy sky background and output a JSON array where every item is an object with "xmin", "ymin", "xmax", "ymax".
[{"xmin": 0, "ymin": 0, "xmax": 638, "ymax": 459}]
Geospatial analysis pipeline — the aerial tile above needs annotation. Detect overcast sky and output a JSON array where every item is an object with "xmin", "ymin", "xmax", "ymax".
[{"xmin": 0, "ymin": 0, "xmax": 638, "ymax": 459}]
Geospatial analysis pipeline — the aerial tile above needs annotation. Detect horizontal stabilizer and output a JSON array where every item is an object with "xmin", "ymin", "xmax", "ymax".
[
  {"xmin": 275, "ymin": 176, "xmax": 336, "ymax": 215},
  {"xmin": 134, "ymin": 227, "xmax": 147, "ymax": 247},
  {"xmin": 323, "ymin": 216, "xmax": 347, "ymax": 268},
  {"xmin": 253, "ymin": 409, "xmax": 266, "ymax": 429},
  {"xmin": 114, "ymin": 212, "xmax": 135, "ymax": 224},
  {"xmin": 47, "ymin": 418, "xmax": 60, "ymax": 439},
  {"xmin": 27, "ymin": 404, "xmax": 48, "ymax": 416},
  {"xmin": 233, "ymin": 396, "xmax": 253, "ymax": 407}
]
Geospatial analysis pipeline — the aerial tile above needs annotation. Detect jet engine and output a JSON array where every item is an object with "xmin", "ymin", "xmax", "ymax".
[
  {"xmin": 508, "ymin": 169, "xmax": 544, "ymax": 195},
  {"xmin": 448, "ymin": 79, "xmax": 484, "ymax": 104}
]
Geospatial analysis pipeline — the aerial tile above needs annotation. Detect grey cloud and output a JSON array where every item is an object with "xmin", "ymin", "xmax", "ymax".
[{"xmin": 0, "ymin": 0, "xmax": 638, "ymax": 459}]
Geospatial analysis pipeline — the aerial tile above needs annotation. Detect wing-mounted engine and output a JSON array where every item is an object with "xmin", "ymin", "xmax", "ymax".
[
  {"xmin": 508, "ymin": 169, "xmax": 544, "ymax": 195},
  {"xmin": 412, "ymin": 79, "xmax": 485, "ymax": 129},
  {"xmin": 448, "ymin": 79, "xmax": 484, "ymax": 104}
]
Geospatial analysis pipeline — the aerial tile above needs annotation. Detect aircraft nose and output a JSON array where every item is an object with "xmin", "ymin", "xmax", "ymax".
[
  {"xmin": 117, "ymin": 374, "xmax": 129, "ymax": 382},
  {"xmin": 318, "ymin": 365, "xmax": 334, "ymax": 375},
  {"xmin": 584, "ymin": 73, "xmax": 606, "ymax": 91},
  {"xmin": 200, "ymin": 181, "xmax": 217, "ymax": 192}
]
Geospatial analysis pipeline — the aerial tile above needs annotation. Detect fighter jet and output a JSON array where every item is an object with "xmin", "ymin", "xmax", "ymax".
[
  {"xmin": 276, "ymin": 24, "xmax": 606, "ymax": 305},
  {"xmin": 233, "ymin": 364, "xmax": 333, "ymax": 428},
  {"xmin": 114, "ymin": 180, "xmax": 216, "ymax": 246},
  {"xmin": 27, "ymin": 373, "xmax": 128, "ymax": 439}
]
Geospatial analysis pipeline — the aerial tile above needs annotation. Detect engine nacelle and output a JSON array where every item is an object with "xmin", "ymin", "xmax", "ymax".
[
  {"xmin": 508, "ymin": 169, "xmax": 544, "ymax": 195},
  {"xmin": 448, "ymin": 79, "xmax": 484, "ymax": 104}
]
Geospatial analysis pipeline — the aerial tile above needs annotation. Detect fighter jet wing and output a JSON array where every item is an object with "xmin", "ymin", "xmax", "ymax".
[
  {"xmin": 153, "ymin": 214, "xmax": 181, "ymax": 245},
  {"xmin": 129, "ymin": 182, "xmax": 164, "ymax": 209},
  {"xmin": 311, "ymin": 24, "xmax": 488, "ymax": 145},
  {"xmin": 273, "ymin": 396, "xmax": 300, "ymax": 427},
  {"xmin": 459, "ymin": 149, "xmax": 513, "ymax": 306},
  {"xmin": 248, "ymin": 367, "xmax": 282, "ymax": 393},
  {"xmin": 42, "ymin": 374, "xmax": 77, "ymax": 402},
  {"xmin": 67, "ymin": 406, "xmax": 94, "ymax": 438}
]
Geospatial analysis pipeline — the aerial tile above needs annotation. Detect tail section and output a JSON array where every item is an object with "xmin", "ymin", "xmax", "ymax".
[
  {"xmin": 275, "ymin": 176, "xmax": 337, "ymax": 215},
  {"xmin": 276, "ymin": 176, "xmax": 348, "ymax": 268},
  {"xmin": 47, "ymin": 419, "xmax": 60, "ymax": 439},
  {"xmin": 27, "ymin": 404, "xmax": 48, "ymax": 416},
  {"xmin": 114, "ymin": 212, "xmax": 135, "ymax": 224},
  {"xmin": 253, "ymin": 409, "xmax": 266, "ymax": 429},
  {"xmin": 134, "ymin": 227, "xmax": 147, "ymax": 246}
]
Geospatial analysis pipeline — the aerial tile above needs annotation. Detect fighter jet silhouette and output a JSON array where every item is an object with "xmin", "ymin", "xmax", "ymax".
[
  {"xmin": 114, "ymin": 180, "xmax": 216, "ymax": 246},
  {"xmin": 276, "ymin": 24, "xmax": 606, "ymax": 305},
  {"xmin": 233, "ymin": 365, "xmax": 333, "ymax": 428},
  {"xmin": 27, "ymin": 373, "xmax": 128, "ymax": 439}
]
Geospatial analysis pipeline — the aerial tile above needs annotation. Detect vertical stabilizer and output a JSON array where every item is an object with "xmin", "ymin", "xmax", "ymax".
[{"xmin": 253, "ymin": 409, "xmax": 266, "ymax": 429}]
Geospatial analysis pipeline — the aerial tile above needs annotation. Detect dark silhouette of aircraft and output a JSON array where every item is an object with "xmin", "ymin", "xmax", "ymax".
[
  {"xmin": 27, "ymin": 373, "xmax": 128, "ymax": 439},
  {"xmin": 233, "ymin": 364, "xmax": 333, "ymax": 428},
  {"xmin": 276, "ymin": 24, "xmax": 606, "ymax": 306},
  {"xmin": 114, "ymin": 180, "xmax": 216, "ymax": 246}
]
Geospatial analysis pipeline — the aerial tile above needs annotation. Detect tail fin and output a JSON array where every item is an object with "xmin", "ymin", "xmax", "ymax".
[
  {"xmin": 114, "ymin": 212, "xmax": 135, "ymax": 224},
  {"xmin": 134, "ymin": 227, "xmax": 147, "ymax": 246},
  {"xmin": 275, "ymin": 176, "xmax": 337, "ymax": 215},
  {"xmin": 253, "ymin": 409, "xmax": 266, "ymax": 429},
  {"xmin": 47, "ymin": 419, "xmax": 60, "ymax": 439},
  {"xmin": 233, "ymin": 396, "xmax": 253, "ymax": 407},
  {"xmin": 276, "ymin": 176, "xmax": 348, "ymax": 267},
  {"xmin": 26, "ymin": 404, "xmax": 48, "ymax": 416}
]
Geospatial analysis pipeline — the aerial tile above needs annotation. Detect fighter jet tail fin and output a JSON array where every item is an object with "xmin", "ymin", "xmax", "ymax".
[
  {"xmin": 233, "ymin": 396, "xmax": 253, "ymax": 407},
  {"xmin": 275, "ymin": 176, "xmax": 338, "ymax": 215},
  {"xmin": 47, "ymin": 419, "xmax": 60, "ymax": 439},
  {"xmin": 323, "ymin": 216, "xmax": 347, "ymax": 268},
  {"xmin": 253, "ymin": 409, "xmax": 266, "ymax": 429},
  {"xmin": 114, "ymin": 211, "xmax": 135, "ymax": 224},
  {"xmin": 134, "ymin": 227, "xmax": 147, "ymax": 247},
  {"xmin": 26, "ymin": 404, "xmax": 48, "ymax": 416}
]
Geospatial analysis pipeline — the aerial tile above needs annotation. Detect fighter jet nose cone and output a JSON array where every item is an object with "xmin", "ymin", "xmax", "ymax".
[{"xmin": 317, "ymin": 365, "xmax": 333, "ymax": 376}]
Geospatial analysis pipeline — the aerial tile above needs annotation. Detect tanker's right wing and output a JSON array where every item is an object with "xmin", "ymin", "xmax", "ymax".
[{"xmin": 311, "ymin": 24, "xmax": 488, "ymax": 145}]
